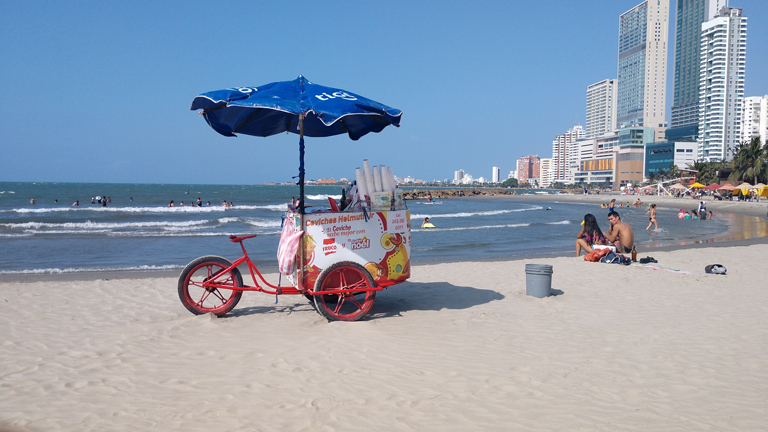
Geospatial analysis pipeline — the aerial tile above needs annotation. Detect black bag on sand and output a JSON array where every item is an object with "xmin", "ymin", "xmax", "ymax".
[{"xmin": 705, "ymin": 264, "xmax": 727, "ymax": 275}]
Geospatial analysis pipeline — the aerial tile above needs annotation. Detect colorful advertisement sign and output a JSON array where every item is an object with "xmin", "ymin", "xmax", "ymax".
[
  {"xmin": 581, "ymin": 158, "xmax": 614, "ymax": 172},
  {"xmin": 298, "ymin": 210, "xmax": 411, "ymax": 289}
]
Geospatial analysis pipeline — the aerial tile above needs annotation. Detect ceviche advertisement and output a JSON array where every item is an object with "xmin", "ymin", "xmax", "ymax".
[{"xmin": 298, "ymin": 210, "xmax": 411, "ymax": 288}]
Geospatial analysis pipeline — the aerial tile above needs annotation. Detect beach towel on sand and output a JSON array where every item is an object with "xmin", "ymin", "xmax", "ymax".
[{"xmin": 277, "ymin": 217, "xmax": 303, "ymax": 275}]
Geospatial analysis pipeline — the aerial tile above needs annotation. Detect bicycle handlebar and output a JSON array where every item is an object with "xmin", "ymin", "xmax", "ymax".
[{"xmin": 229, "ymin": 234, "xmax": 257, "ymax": 243}]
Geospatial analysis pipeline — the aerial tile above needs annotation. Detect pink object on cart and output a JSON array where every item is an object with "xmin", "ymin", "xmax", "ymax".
[{"xmin": 277, "ymin": 217, "xmax": 303, "ymax": 275}]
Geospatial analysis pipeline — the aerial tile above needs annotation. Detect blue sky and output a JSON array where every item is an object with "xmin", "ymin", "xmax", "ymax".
[{"xmin": 1, "ymin": 0, "xmax": 766, "ymax": 185}]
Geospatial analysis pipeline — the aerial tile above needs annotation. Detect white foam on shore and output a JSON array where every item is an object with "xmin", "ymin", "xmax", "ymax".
[
  {"xmin": 2, "ymin": 203, "xmax": 289, "ymax": 214},
  {"xmin": 0, "ymin": 264, "xmax": 182, "ymax": 275},
  {"xmin": 2, "ymin": 220, "xmax": 211, "ymax": 230},
  {"xmin": 413, "ymin": 223, "xmax": 531, "ymax": 232},
  {"xmin": 411, "ymin": 206, "xmax": 543, "ymax": 219},
  {"xmin": 546, "ymin": 220, "xmax": 572, "ymax": 225},
  {"xmin": 242, "ymin": 218, "xmax": 282, "ymax": 228}
]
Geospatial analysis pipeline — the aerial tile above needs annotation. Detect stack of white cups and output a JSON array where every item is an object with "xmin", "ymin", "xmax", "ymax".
[{"xmin": 357, "ymin": 159, "xmax": 397, "ymax": 204}]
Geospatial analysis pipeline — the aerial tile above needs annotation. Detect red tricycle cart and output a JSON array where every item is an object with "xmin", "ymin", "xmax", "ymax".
[{"xmin": 177, "ymin": 204, "xmax": 410, "ymax": 321}]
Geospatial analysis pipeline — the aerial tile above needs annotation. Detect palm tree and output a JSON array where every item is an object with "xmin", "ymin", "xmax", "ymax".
[
  {"xmin": 687, "ymin": 160, "xmax": 712, "ymax": 184},
  {"xmin": 657, "ymin": 168, "xmax": 668, "ymax": 182},
  {"xmin": 647, "ymin": 171, "xmax": 658, "ymax": 185},
  {"xmin": 668, "ymin": 164, "xmax": 681, "ymax": 182},
  {"xmin": 729, "ymin": 137, "xmax": 767, "ymax": 185}
]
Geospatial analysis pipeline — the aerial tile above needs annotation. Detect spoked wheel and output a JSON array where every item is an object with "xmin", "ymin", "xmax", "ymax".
[
  {"xmin": 178, "ymin": 256, "xmax": 243, "ymax": 316},
  {"xmin": 313, "ymin": 261, "xmax": 376, "ymax": 322}
]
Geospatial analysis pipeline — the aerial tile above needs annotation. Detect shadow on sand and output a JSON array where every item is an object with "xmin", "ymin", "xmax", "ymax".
[
  {"xmin": 366, "ymin": 281, "xmax": 504, "ymax": 319},
  {"xmin": 223, "ymin": 281, "xmax": 504, "ymax": 321}
]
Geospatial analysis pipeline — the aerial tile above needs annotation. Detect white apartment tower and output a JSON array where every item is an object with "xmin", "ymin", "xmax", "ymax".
[
  {"xmin": 616, "ymin": 0, "xmax": 669, "ymax": 135},
  {"xmin": 697, "ymin": 6, "xmax": 746, "ymax": 161},
  {"xmin": 454, "ymin": 169, "xmax": 465, "ymax": 183},
  {"xmin": 741, "ymin": 95, "xmax": 767, "ymax": 145},
  {"xmin": 539, "ymin": 158, "xmax": 553, "ymax": 188},
  {"xmin": 586, "ymin": 79, "xmax": 617, "ymax": 138},
  {"xmin": 551, "ymin": 125, "xmax": 584, "ymax": 183}
]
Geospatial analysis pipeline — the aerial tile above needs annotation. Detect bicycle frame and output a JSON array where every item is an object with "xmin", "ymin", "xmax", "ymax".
[{"xmin": 201, "ymin": 235, "xmax": 385, "ymax": 296}]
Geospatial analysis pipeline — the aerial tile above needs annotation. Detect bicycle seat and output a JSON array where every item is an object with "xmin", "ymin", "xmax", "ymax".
[{"xmin": 229, "ymin": 234, "xmax": 257, "ymax": 242}]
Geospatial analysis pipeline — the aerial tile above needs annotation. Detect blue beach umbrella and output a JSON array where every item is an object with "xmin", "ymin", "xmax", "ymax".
[{"xmin": 191, "ymin": 76, "xmax": 402, "ymax": 214}]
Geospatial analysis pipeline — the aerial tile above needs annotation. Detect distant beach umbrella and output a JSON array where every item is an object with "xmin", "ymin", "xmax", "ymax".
[{"xmin": 191, "ymin": 75, "xmax": 402, "ymax": 214}]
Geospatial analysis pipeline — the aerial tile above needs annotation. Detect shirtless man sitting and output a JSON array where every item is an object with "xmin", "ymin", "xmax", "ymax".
[{"xmin": 605, "ymin": 211, "xmax": 634, "ymax": 253}]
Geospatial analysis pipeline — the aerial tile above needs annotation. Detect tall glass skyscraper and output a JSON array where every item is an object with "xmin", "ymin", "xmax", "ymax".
[{"xmin": 616, "ymin": 0, "xmax": 669, "ymax": 133}]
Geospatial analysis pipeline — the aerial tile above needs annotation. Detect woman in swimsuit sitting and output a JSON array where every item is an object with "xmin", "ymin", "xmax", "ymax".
[{"xmin": 576, "ymin": 213, "xmax": 608, "ymax": 256}]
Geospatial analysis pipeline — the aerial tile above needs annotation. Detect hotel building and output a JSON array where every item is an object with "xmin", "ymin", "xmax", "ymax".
[
  {"xmin": 616, "ymin": 0, "xmax": 669, "ymax": 137},
  {"xmin": 670, "ymin": 0, "xmax": 729, "ymax": 134},
  {"xmin": 697, "ymin": 6, "xmax": 746, "ymax": 161},
  {"xmin": 551, "ymin": 125, "xmax": 584, "ymax": 183},
  {"xmin": 586, "ymin": 79, "xmax": 617, "ymax": 139},
  {"xmin": 741, "ymin": 95, "xmax": 767, "ymax": 145},
  {"xmin": 517, "ymin": 155, "xmax": 541, "ymax": 186}
]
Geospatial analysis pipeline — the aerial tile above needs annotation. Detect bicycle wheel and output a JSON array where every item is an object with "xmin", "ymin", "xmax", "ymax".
[
  {"xmin": 178, "ymin": 256, "xmax": 243, "ymax": 316},
  {"xmin": 313, "ymin": 261, "xmax": 376, "ymax": 322}
]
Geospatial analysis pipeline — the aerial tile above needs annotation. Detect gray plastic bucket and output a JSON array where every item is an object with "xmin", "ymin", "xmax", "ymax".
[{"xmin": 525, "ymin": 264, "xmax": 553, "ymax": 298}]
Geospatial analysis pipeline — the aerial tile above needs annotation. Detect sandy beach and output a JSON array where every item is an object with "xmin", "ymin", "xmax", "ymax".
[
  {"xmin": 2, "ymin": 239, "xmax": 767, "ymax": 431},
  {"xmin": 499, "ymin": 191, "xmax": 768, "ymax": 218}
]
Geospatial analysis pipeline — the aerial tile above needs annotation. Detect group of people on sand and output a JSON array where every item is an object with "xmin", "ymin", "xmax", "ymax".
[{"xmin": 576, "ymin": 211, "xmax": 634, "ymax": 257}]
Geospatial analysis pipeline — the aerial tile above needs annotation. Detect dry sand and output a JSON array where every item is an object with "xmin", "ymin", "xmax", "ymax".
[{"xmin": 2, "ymin": 244, "xmax": 767, "ymax": 431}]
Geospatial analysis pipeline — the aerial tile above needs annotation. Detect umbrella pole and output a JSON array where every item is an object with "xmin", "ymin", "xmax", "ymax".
[
  {"xmin": 298, "ymin": 114, "xmax": 306, "ymax": 292},
  {"xmin": 299, "ymin": 114, "xmax": 305, "ymax": 215}
]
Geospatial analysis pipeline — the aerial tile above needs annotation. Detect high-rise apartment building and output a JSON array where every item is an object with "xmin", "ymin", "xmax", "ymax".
[
  {"xmin": 492, "ymin": 166, "xmax": 500, "ymax": 183},
  {"xmin": 698, "ymin": 6, "xmax": 746, "ymax": 162},
  {"xmin": 454, "ymin": 169, "xmax": 465, "ymax": 183},
  {"xmin": 586, "ymin": 79, "xmax": 617, "ymax": 138},
  {"xmin": 517, "ymin": 155, "xmax": 541, "ymax": 186},
  {"xmin": 670, "ymin": 0, "xmax": 728, "ymax": 130},
  {"xmin": 539, "ymin": 159, "xmax": 553, "ymax": 188},
  {"xmin": 741, "ymin": 95, "xmax": 767, "ymax": 145},
  {"xmin": 551, "ymin": 125, "xmax": 584, "ymax": 183},
  {"xmin": 616, "ymin": 0, "xmax": 669, "ymax": 134}
]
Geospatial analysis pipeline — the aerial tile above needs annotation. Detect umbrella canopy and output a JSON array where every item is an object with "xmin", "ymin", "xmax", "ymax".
[
  {"xmin": 705, "ymin": 183, "xmax": 721, "ymax": 190},
  {"xmin": 754, "ymin": 183, "xmax": 767, "ymax": 189},
  {"xmin": 191, "ymin": 75, "xmax": 401, "ymax": 141},
  {"xmin": 735, "ymin": 182, "xmax": 753, "ymax": 190},
  {"xmin": 667, "ymin": 183, "xmax": 687, "ymax": 190},
  {"xmin": 689, "ymin": 182, "xmax": 706, "ymax": 188},
  {"xmin": 719, "ymin": 184, "xmax": 736, "ymax": 191},
  {"xmin": 191, "ymin": 76, "xmax": 402, "ymax": 214}
]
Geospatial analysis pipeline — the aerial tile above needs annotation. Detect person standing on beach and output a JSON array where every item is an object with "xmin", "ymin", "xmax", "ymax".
[
  {"xmin": 608, "ymin": 198, "xmax": 616, "ymax": 212},
  {"xmin": 646, "ymin": 204, "xmax": 658, "ymax": 231},
  {"xmin": 605, "ymin": 211, "xmax": 634, "ymax": 253}
]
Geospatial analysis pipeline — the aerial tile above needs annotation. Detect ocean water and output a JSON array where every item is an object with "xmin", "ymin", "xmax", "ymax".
[{"xmin": 0, "ymin": 182, "xmax": 749, "ymax": 275}]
